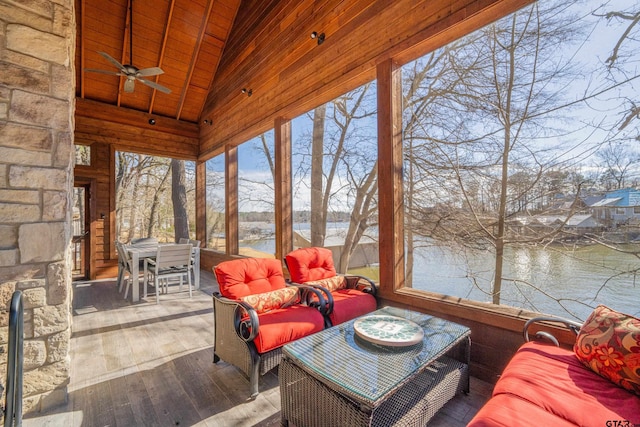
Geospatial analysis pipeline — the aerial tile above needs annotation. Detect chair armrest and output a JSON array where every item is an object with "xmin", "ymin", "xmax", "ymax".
[
  {"xmin": 295, "ymin": 284, "xmax": 330, "ymax": 315},
  {"xmin": 289, "ymin": 282, "xmax": 334, "ymax": 315},
  {"xmin": 344, "ymin": 275, "xmax": 377, "ymax": 297},
  {"xmin": 523, "ymin": 316, "xmax": 583, "ymax": 346},
  {"xmin": 213, "ymin": 292, "xmax": 260, "ymax": 342}
]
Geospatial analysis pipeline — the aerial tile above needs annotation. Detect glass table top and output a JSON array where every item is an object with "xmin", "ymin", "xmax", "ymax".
[{"xmin": 282, "ymin": 306, "xmax": 471, "ymax": 405}]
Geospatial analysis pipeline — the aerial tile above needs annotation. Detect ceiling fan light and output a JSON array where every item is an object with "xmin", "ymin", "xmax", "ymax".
[{"xmin": 124, "ymin": 79, "xmax": 135, "ymax": 93}]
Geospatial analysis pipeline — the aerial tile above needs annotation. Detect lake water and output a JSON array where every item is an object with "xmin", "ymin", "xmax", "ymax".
[
  {"xmin": 241, "ymin": 227, "xmax": 639, "ymax": 320},
  {"xmin": 409, "ymin": 241, "xmax": 639, "ymax": 320}
]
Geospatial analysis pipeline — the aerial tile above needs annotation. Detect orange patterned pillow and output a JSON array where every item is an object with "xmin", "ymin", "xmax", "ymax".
[
  {"xmin": 238, "ymin": 287, "xmax": 300, "ymax": 314},
  {"xmin": 574, "ymin": 305, "xmax": 640, "ymax": 395},
  {"xmin": 304, "ymin": 275, "xmax": 346, "ymax": 292}
]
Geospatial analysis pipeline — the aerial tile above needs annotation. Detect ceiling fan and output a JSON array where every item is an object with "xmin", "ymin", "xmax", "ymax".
[{"xmin": 85, "ymin": 1, "xmax": 171, "ymax": 94}]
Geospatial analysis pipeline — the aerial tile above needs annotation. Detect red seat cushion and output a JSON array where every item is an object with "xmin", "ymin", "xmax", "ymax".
[
  {"xmin": 491, "ymin": 341, "xmax": 640, "ymax": 426},
  {"xmin": 329, "ymin": 288, "xmax": 377, "ymax": 325},
  {"xmin": 253, "ymin": 305, "xmax": 325, "ymax": 353},
  {"xmin": 285, "ymin": 247, "xmax": 336, "ymax": 283},
  {"xmin": 214, "ymin": 258, "xmax": 286, "ymax": 299},
  {"xmin": 468, "ymin": 393, "xmax": 577, "ymax": 427}
]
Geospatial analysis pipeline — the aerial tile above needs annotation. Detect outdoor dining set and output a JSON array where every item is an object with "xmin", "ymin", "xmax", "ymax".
[{"xmin": 115, "ymin": 237, "xmax": 201, "ymax": 303}]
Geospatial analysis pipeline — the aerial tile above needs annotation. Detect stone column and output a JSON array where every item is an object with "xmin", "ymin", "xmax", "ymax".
[{"xmin": 0, "ymin": 0, "xmax": 75, "ymax": 414}]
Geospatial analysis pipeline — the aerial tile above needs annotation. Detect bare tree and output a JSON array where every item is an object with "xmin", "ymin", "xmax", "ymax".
[
  {"xmin": 403, "ymin": 1, "xmax": 589, "ymax": 305},
  {"xmin": 597, "ymin": 140, "xmax": 639, "ymax": 189},
  {"xmin": 311, "ymin": 104, "xmax": 327, "ymax": 246},
  {"xmin": 294, "ymin": 84, "xmax": 378, "ymax": 272}
]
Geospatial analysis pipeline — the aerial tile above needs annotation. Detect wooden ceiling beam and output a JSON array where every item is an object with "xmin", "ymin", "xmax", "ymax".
[
  {"xmin": 76, "ymin": 98, "xmax": 199, "ymax": 139},
  {"xmin": 149, "ymin": 0, "xmax": 176, "ymax": 116},
  {"xmin": 79, "ymin": 0, "xmax": 86, "ymax": 98},
  {"xmin": 116, "ymin": 0, "xmax": 132, "ymax": 107},
  {"xmin": 177, "ymin": 0, "xmax": 215, "ymax": 121}
]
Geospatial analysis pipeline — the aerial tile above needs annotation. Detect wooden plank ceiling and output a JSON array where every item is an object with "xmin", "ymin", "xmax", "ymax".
[{"xmin": 76, "ymin": 0, "xmax": 240, "ymax": 124}]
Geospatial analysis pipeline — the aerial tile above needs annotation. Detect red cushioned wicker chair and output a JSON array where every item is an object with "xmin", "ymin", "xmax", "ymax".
[
  {"xmin": 212, "ymin": 257, "xmax": 326, "ymax": 399},
  {"xmin": 285, "ymin": 247, "xmax": 377, "ymax": 327}
]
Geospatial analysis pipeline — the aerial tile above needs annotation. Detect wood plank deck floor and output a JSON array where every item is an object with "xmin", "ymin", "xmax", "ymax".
[{"xmin": 23, "ymin": 270, "xmax": 492, "ymax": 427}]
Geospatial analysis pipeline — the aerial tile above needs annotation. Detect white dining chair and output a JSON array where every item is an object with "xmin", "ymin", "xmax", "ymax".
[
  {"xmin": 144, "ymin": 243, "xmax": 193, "ymax": 303},
  {"xmin": 178, "ymin": 238, "xmax": 201, "ymax": 286},
  {"xmin": 115, "ymin": 241, "xmax": 135, "ymax": 299}
]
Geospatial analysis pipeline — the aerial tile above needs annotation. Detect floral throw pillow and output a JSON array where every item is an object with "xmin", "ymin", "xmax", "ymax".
[
  {"xmin": 238, "ymin": 287, "xmax": 300, "ymax": 314},
  {"xmin": 304, "ymin": 275, "xmax": 346, "ymax": 292},
  {"xmin": 574, "ymin": 305, "xmax": 640, "ymax": 395}
]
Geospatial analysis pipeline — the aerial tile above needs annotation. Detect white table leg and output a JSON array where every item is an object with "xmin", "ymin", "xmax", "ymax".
[{"xmin": 194, "ymin": 247, "xmax": 200, "ymax": 289}]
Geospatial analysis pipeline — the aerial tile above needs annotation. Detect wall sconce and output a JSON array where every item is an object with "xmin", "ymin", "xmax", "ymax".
[
  {"xmin": 310, "ymin": 31, "xmax": 325, "ymax": 45},
  {"xmin": 202, "ymin": 119, "xmax": 212, "ymax": 126},
  {"xmin": 241, "ymin": 88, "xmax": 253, "ymax": 97},
  {"xmin": 148, "ymin": 118, "xmax": 156, "ymax": 125}
]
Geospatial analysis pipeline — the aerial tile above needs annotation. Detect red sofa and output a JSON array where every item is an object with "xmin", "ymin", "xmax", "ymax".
[{"xmin": 469, "ymin": 311, "xmax": 640, "ymax": 427}]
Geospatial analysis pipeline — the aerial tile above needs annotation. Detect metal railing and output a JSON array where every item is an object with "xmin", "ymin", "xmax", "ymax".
[{"xmin": 4, "ymin": 291, "xmax": 23, "ymax": 427}]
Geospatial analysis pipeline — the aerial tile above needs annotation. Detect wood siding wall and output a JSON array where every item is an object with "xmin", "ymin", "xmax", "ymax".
[{"xmin": 199, "ymin": 0, "xmax": 531, "ymax": 155}]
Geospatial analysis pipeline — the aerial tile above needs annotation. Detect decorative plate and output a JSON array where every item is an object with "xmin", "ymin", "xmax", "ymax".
[{"xmin": 353, "ymin": 315, "xmax": 424, "ymax": 347}]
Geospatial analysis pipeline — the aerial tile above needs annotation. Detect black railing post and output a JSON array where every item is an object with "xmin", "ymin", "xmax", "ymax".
[{"xmin": 4, "ymin": 290, "xmax": 23, "ymax": 427}]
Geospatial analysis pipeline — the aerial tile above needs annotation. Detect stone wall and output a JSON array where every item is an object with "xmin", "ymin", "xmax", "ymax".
[{"xmin": 0, "ymin": 0, "xmax": 75, "ymax": 414}]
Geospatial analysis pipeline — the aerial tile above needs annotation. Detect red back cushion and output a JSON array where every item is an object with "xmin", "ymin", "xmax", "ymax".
[
  {"xmin": 214, "ymin": 258, "xmax": 286, "ymax": 299},
  {"xmin": 285, "ymin": 247, "xmax": 336, "ymax": 283}
]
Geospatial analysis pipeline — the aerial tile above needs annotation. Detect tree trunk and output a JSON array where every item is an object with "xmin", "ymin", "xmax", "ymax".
[
  {"xmin": 147, "ymin": 167, "xmax": 171, "ymax": 237},
  {"xmin": 126, "ymin": 159, "xmax": 142, "ymax": 242},
  {"xmin": 310, "ymin": 104, "xmax": 327, "ymax": 247},
  {"xmin": 171, "ymin": 159, "xmax": 190, "ymax": 241},
  {"xmin": 338, "ymin": 163, "xmax": 377, "ymax": 272}
]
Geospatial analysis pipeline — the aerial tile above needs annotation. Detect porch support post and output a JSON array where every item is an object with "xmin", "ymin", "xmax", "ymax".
[
  {"xmin": 226, "ymin": 145, "xmax": 239, "ymax": 255},
  {"xmin": 195, "ymin": 160, "xmax": 206, "ymax": 246},
  {"xmin": 377, "ymin": 59, "xmax": 405, "ymax": 294},
  {"xmin": 274, "ymin": 117, "xmax": 293, "ymax": 261}
]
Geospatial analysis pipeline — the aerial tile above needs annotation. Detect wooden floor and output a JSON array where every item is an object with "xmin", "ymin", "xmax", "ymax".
[{"xmin": 23, "ymin": 270, "xmax": 492, "ymax": 427}]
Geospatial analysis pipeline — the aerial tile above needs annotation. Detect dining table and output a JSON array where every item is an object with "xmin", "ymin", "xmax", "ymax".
[{"xmin": 126, "ymin": 241, "xmax": 201, "ymax": 302}]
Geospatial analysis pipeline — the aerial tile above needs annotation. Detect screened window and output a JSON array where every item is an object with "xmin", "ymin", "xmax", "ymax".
[
  {"xmin": 401, "ymin": 0, "xmax": 640, "ymax": 319},
  {"xmin": 205, "ymin": 154, "xmax": 225, "ymax": 250},
  {"xmin": 237, "ymin": 131, "xmax": 275, "ymax": 258},
  {"xmin": 115, "ymin": 152, "xmax": 195, "ymax": 243},
  {"xmin": 291, "ymin": 82, "xmax": 379, "ymax": 275},
  {"xmin": 75, "ymin": 145, "xmax": 90, "ymax": 166}
]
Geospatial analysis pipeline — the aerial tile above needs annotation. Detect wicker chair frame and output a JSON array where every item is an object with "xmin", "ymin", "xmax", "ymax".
[{"xmin": 212, "ymin": 285, "xmax": 326, "ymax": 399}]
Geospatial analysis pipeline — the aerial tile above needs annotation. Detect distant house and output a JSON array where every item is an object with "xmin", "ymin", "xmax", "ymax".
[
  {"xmin": 293, "ymin": 228, "xmax": 379, "ymax": 270},
  {"xmin": 548, "ymin": 194, "xmax": 589, "ymax": 213},
  {"xmin": 536, "ymin": 214, "xmax": 600, "ymax": 230},
  {"xmin": 508, "ymin": 213, "xmax": 600, "ymax": 235},
  {"xmin": 589, "ymin": 188, "xmax": 640, "ymax": 227}
]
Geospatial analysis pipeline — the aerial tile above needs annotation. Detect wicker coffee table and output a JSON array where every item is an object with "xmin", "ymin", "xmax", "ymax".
[{"xmin": 279, "ymin": 306, "xmax": 471, "ymax": 427}]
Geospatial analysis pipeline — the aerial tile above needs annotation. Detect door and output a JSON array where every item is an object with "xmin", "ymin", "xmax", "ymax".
[{"xmin": 72, "ymin": 184, "xmax": 91, "ymax": 280}]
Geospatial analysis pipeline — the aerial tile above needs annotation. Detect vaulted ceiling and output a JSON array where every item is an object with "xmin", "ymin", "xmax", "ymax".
[{"xmin": 75, "ymin": 0, "xmax": 241, "ymax": 124}]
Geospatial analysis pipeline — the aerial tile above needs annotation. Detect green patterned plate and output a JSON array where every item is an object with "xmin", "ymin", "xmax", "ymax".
[{"xmin": 353, "ymin": 315, "xmax": 424, "ymax": 347}]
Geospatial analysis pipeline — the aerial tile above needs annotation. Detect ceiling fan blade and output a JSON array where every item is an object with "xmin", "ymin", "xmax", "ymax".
[
  {"xmin": 136, "ymin": 67, "xmax": 164, "ymax": 77},
  {"xmin": 84, "ymin": 68, "xmax": 122, "ymax": 76},
  {"xmin": 136, "ymin": 78, "xmax": 172, "ymax": 94},
  {"xmin": 123, "ymin": 79, "xmax": 135, "ymax": 93},
  {"xmin": 98, "ymin": 51, "xmax": 127, "ymax": 73}
]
